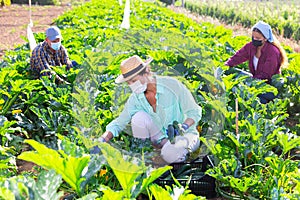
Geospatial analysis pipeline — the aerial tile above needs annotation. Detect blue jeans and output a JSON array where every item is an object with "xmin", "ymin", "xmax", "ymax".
[
  {"xmin": 258, "ymin": 92, "xmax": 276, "ymax": 104},
  {"xmin": 226, "ymin": 68, "xmax": 276, "ymax": 104},
  {"xmin": 71, "ymin": 60, "xmax": 79, "ymax": 69}
]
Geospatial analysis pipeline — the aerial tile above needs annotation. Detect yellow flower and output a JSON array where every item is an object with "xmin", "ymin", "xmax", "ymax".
[
  {"xmin": 100, "ymin": 169, "xmax": 107, "ymax": 177},
  {"xmin": 196, "ymin": 125, "xmax": 202, "ymax": 133},
  {"xmin": 12, "ymin": 109, "xmax": 22, "ymax": 114}
]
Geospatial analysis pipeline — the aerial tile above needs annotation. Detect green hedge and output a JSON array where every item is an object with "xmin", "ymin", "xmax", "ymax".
[
  {"xmin": 184, "ymin": 0, "xmax": 300, "ymax": 41},
  {"xmin": 0, "ymin": 0, "xmax": 11, "ymax": 6},
  {"xmin": 11, "ymin": 0, "xmax": 59, "ymax": 5}
]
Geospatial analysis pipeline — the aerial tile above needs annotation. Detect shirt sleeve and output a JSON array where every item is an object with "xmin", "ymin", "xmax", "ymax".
[
  {"xmin": 175, "ymin": 79, "xmax": 202, "ymax": 124},
  {"xmin": 105, "ymin": 96, "xmax": 136, "ymax": 137},
  {"xmin": 225, "ymin": 43, "xmax": 251, "ymax": 67},
  {"xmin": 60, "ymin": 46, "xmax": 72, "ymax": 70}
]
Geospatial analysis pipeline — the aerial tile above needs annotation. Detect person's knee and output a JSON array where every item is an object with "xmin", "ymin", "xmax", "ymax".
[
  {"xmin": 161, "ymin": 140, "xmax": 189, "ymax": 163},
  {"xmin": 131, "ymin": 111, "xmax": 151, "ymax": 126},
  {"xmin": 184, "ymin": 133, "xmax": 200, "ymax": 152},
  {"xmin": 131, "ymin": 111, "xmax": 151, "ymax": 139}
]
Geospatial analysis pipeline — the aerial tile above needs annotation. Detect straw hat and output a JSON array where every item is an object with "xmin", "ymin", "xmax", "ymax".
[{"xmin": 115, "ymin": 55, "xmax": 153, "ymax": 83}]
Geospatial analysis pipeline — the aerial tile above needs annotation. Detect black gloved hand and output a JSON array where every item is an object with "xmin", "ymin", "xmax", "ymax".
[
  {"xmin": 89, "ymin": 137, "xmax": 105, "ymax": 154},
  {"xmin": 90, "ymin": 145, "xmax": 101, "ymax": 154},
  {"xmin": 167, "ymin": 124, "xmax": 175, "ymax": 144},
  {"xmin": 173, "ymin": 121, "xmax": 189, "ymax": 135}
]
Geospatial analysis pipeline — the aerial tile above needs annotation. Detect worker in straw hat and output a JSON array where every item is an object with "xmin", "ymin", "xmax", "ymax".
[{"xmin": 91, "ymin": 55, "xmax": 202, "ymax": 164}]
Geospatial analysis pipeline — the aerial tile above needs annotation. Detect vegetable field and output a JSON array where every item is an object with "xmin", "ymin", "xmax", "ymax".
[
  {"xmin": 0, "ymin": 0, "xmax": 299, "ymax": 199},
  {"xmin": 185, "ymin": 0, "xmax": 300, "ymax": 41}
]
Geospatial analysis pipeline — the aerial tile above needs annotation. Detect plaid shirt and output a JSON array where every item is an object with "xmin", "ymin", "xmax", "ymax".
[{"xmin": 30, "ymin": 41, "xmax": 72, "ymax": 77}]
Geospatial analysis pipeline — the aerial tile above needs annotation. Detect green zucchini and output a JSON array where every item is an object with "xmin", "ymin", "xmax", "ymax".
[
  {"xmin": 174, "ymin": 164, "xmax": 192, "ymax": 177},
  {"xmin": 177, "ymin": 168, "xmax": 202, "ymax": 179}
]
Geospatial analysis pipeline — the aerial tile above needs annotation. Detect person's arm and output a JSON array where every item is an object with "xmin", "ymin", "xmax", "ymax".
[
  {"xmin": 100, "ymin": 95, "xmax": 137, "ymax": 141},
  {"xmin": 100, "ymin": 131, "xmax": 114, "ymax": 142},
  {"xmin": 60, "ymin": 46, "xmax": 72, "ymax": 70},
  {"xmin": 182, "ymin": 118, "xmax": 195, "ymax": 129},
  {"xmin": 176, "ymin": 79, "xmax": 202, "ymax": 128},
  {"xmin": 225, "ymin": 43, "xmax": 251, "ymax": 67}
]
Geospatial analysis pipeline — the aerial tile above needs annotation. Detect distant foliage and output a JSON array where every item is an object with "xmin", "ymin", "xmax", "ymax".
[
  {"xmin": 185, "ymin": 0, "xmax": 300, "ymax": 41},
  {"xmin": 11, "ymin": 0, "xmax": 59, "ymax": 5},
  {"xmin": 0, "ymin": 0, "xmax": 11, "ymax": 6}
]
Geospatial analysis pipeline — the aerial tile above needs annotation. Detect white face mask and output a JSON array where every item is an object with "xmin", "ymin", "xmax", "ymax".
[{"xmin": 129, "ymin": 80, "xmax": 147, "ymax": 94}]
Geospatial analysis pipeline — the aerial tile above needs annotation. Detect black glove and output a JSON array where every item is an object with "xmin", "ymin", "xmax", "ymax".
[
  {"xmin": 167, "ymin": 121, "xmax": 189, "ymax": 144},
  {"xmin": 89, "ymin": 137, "xmax": 105, "ymax": 154},
  {"xmin": 167, "ymin": 124, "xmax": 175, "ymax": 144},
  {"xmin": 90, "ymin": 146, "xmax": 101, "ymax": 154}
]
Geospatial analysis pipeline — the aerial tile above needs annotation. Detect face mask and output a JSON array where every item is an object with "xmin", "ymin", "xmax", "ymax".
[
  {"xmin": 51, "ymin": 41, "xmax": 61, "ymax": 51},
  {"xmin": 252, "ymin": 37, "xmax": 263, "ymax": 47},
  {"xmin": 129, "ymin": 80, "xmax": 147, "ymax": 94}
]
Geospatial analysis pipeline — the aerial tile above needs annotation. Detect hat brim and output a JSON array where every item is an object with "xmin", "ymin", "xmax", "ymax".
[{"xmin": 115, "ymin": 58, "xmax": 153, "ymax": 83}]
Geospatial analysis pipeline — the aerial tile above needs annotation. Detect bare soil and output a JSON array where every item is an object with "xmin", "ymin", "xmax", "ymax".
[
  {"xmin": 1, "ymin": 3, "xmax": 300, "ymax": 58},
  {"xmin": 16, "ymin": 159, "xmax": 38, "ymax": 174},
  {"xmin": 0, "ymin": 4, "xmax": 71, "ymax": 57}
]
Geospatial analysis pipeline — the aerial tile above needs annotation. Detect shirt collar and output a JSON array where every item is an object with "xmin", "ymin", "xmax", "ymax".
[
  {"xmin": 43, "ymin": 41, "xmax": 56, "ymax": 55},
  {"xmin": 261, "ymin": 41, "xmax": 270, "ymax": 53},
  {"xmin": 135, "ymin": 76, "xmax": 163, "ymax": 99},
  {"xmin": 156, "ymin": 76, "xmax": 164, "ymax": 94}
]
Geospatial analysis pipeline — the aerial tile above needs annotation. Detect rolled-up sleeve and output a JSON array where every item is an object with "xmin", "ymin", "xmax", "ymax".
[
  {"xmin": 106, "ymin": 96, "xmax": 135, "ymax": 137},
  {"xmin": 225, "ymin": 43, "xmax": 251, "ymax": 67},
  {"xmin": 176, "ymin": 79, "xmax": 202, "ymax": 123}
]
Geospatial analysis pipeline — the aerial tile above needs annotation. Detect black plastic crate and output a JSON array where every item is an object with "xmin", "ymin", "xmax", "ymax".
[{"xmin": 155, "ymin": 155, "xmax": 217, "ymax": 198}]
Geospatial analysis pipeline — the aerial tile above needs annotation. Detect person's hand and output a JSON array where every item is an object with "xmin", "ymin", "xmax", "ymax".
[
  {"xmin": 173, "ymin": 121, "xmax": 189, "ymax": 135},
  {"xmin": 89, "ymin": 137, "xmax": 105, "ymax": 154},
  {"xmin": 55, "ymin": 75, "xmax": 71, "ymax": 85},
  {"xmin": 55, "ymin": 75, "xmax": 65, "ymax": 84}
]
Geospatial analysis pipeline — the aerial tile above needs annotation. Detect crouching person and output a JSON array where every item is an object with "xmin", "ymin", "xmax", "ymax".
[{"xmin": 92, "ymin": 55, "xmax": 202, "ymax": 164}]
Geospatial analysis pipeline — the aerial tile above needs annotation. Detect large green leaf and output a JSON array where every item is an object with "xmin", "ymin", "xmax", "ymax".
[
  {"xmin": 140, "ymin": 166, "xmax": 172, "ymax": 193},
  {"xmin": 149, "ymin": 184, "xmax": 172, "ymax": 200},
  {"xmin": 0, "ymin": 176, "xmax": 30, "ymax": 200},
  {"xmin": 99, "ymin": 143, "xmax": 146, "ymax": 198},
  {"xmin": 0, "ymin": 170, "xmax": 63, "ymax": 200},
  {"xmin": 0, "ymin": 187, "xmax": 15, "ymax": 200},
  {"xmin": 80, "ymin": 154, "xmax": 106, "ymax": 189},
  {"xmin": 32, "ymin": 170, "xmax": 63, "ymax": 200},
  {"xmin": 100, "ymin": 185, "xmax": 128, "ymax": 200},
  {"xmin": 18, "ymin": 139, "xmax": 90, "ymax": 195}
]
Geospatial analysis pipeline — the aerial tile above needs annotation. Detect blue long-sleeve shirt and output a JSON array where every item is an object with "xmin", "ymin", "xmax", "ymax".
[{"xmin": 106, "ymin": 76, "xmax": 202, "ymax": 138}]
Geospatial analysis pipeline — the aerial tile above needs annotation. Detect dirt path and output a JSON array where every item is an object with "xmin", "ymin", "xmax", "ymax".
[
  {"xmin": 0, "ymin": 4, "xmax": 71, "ymax": 57},
  {"xmin": 1, "ymin": 3, "xmax": 300, "ymax": 58}
]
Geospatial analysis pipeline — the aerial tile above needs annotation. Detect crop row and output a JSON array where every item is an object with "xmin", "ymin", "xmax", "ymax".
[
  {"xmin": 185, "ymin": 0, "xmax": 300, "ymax": 41},
  {"xmin": 0, "ymin": 0, "xmax": 300, "ymax": 199}
]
